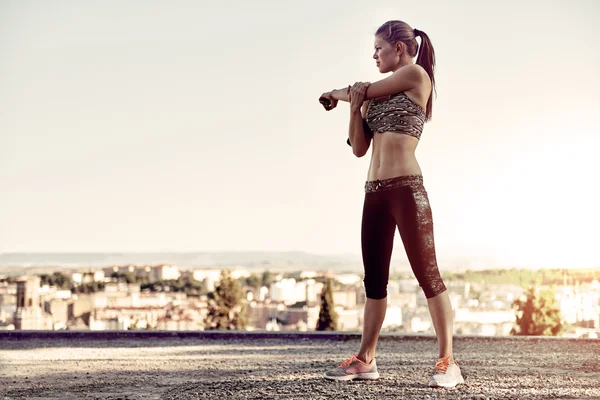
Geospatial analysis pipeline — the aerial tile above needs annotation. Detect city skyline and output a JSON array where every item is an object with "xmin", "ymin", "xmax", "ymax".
[
  {"xmin": 1, "ymin": 1, "xmax": 599, "ymax": 270},
  {"xmin": 2, "ymin": 262, "xmax": 598, "ymax": 338}
]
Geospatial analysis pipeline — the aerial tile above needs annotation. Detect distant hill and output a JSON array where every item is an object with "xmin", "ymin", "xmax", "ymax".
[
  {"xmin": 0, "ymin": 251, "xmax": 539, "ymax": 277},
  {"xmin": 0, "ymin": 252, "xmax": 372, "ymax": 275}
]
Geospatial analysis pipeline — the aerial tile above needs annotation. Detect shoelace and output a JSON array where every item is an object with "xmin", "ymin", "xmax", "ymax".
[
  {"xmin": 434, "ymin": 354, "xmax": 458, "ymax": 373},
  {"xmin": 339, "ymin": 354, "xmax": 359, "ymax": 368}
]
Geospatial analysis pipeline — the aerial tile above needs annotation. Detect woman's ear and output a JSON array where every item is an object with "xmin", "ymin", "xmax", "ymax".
[{"xmin": 396, "ymin": 42, "xmax": 404, "ymax": 55}]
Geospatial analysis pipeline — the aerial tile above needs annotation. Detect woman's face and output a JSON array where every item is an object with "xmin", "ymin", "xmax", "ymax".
[{"xmin": 373, "ymin": 36, "xmax": 400, "ymax": 73}]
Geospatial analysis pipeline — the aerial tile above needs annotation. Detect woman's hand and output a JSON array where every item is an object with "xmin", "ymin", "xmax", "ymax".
[
  {"xmin": 349, "ymin": 82, "xmax": 370, "ymax": 114},
  {"xmin": 318, "ymin": 91, "xmax": 338, "ymax": 111}
]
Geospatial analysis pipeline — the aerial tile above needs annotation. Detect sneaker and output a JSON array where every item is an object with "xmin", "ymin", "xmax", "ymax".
[
  {"xmin": 323, "ymin": 353, "xmax": 380, "ymax": 381},
  {"xmin": 428, "ymin": 354, "xmax": 465, "ymax": 388}
]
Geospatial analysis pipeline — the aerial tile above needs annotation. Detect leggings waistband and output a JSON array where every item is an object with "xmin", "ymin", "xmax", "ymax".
[{"xmin": 365, "ymin": 175, "xmax": 424, "ymax": 193}]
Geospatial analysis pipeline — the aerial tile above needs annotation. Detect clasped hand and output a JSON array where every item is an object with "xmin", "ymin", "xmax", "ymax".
[{"xmin": 318, "ymin": 82, "xmax": 370, "ymax": 112}]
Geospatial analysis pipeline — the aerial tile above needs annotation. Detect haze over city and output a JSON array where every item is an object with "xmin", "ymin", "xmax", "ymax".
[{"xmin": 1, "ymin": 0, "xmax": 599, "ymax": 270}]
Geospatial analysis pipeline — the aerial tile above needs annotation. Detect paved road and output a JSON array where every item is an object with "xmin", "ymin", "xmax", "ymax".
[{"xmin": 1, "ymin": 333, "xmax": 599, "ymax": 399}]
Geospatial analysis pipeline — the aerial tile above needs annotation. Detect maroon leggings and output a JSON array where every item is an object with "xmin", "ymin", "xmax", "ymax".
[{"xmin": 361, "ymin": 175, "xmax": 446, "ymax": 299}]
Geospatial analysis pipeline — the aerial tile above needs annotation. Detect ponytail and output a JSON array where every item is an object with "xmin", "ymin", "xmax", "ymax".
[{"xmin": 413, "ymin": 29, "xmax": 436, "ymax": 121}]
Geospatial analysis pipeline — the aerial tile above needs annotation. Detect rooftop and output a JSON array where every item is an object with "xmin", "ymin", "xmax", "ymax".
[{"xmin": 1, "ymin": 331, "xmax": 599, "ymax": 400}]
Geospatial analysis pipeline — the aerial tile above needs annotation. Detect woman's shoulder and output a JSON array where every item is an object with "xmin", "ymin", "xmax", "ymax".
[{"xmin": 395, "ymin": 63, "xmax": 429, "ymax": 80}]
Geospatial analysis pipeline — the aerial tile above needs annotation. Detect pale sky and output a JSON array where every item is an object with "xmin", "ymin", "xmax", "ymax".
[{"xmin": 1, "ymin": 0, "xmax": 599, "ymax": 269}]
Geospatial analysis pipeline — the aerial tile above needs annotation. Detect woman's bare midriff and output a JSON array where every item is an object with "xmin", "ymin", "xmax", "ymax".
[{"xmin": 367, "ymin": 132, "xmax": 422, "ymax": 181}]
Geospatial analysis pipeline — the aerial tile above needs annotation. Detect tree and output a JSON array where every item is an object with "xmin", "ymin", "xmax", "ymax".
[
  {"xmin": 261, "ymin": 270, "xmax": 275, "ymax": 288},
  {"xmin": 511, "ymin": 286, "xmax": 563, "ymax": 336},
  {"xmin": 244, "ymin": 274, "xmax": 262, "ymax": 290},
  {"xmin": 40, "ymin": 272, "xmax": 72, "ymax": 290},
  {"xmin": 316, "ymin": 278, "xmax": 338, "ymax": 331},
  {"xmin": 204, "ymin": 270, "xmax": 248, "ymax": 330},
  {"xmin": 73, "ymin": 281, "xmax": 105, "ymax": 294}
]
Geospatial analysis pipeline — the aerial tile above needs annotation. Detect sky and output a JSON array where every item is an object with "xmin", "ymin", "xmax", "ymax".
[{"xmin": 1, "ymin": 0, "xmax": 599, "ymax": 269}]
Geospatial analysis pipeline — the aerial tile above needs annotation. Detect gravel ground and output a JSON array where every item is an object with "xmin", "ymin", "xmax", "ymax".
[{"xmin": 1, "ymin": 334, "xmax": 599, "ymax": 400}]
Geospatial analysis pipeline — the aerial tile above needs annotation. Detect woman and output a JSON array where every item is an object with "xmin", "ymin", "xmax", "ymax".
[{"xmin": 318, "ymin": 20, "xmax": 463, "ymax": 388}]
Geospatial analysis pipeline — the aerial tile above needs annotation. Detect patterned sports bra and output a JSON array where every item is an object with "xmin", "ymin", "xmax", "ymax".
[
  {"xmin": 366, "ymin": 92, "xmax": 426, "ymax": 139},
  {"xmin": 346, "ymin": 92, "xmax": 426, "ymax": 146}
]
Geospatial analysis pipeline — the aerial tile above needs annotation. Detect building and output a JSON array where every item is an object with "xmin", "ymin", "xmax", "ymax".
[
  {"xmin": 151, "ymin": 265, "xmax": 181, "ymax": 282},
  {"xmin": 247, "ymin": 301, "xmax": 280, "ymax": 330},
  {"xmin": 13, "ymin": 276, "xmax": 53, "ymax": 330},
  {"xmin": 333, "ymin": 290, "xmax": 357, "ymax": 309},
  {"xmin": 336, "ymin": 308, "xmax": 361, "ymax": 331},
  {"xmin": 72, "ymin": 270, "xmax": 106, "ymax": 285},
  {"xmin": 0, "ymin": 281, "xmax": 17, "ymax": 328},
  {"xmin": 454, "ymin": 308, "xmax": 516, "ymax": 336},
  {"xmin": 280, "ymin": 301, "xmax": 320, "ymax": 331},
  {"xmin": 94, "ymin": 282, "xmax": 141, "ymax": 308},
  {"xmin": 270, "ymin": 279, "xmax": 298, "ymax": 305},
  {"xmin": 192, "ymin": 269, "xmax": 222, "ymax": 292}
]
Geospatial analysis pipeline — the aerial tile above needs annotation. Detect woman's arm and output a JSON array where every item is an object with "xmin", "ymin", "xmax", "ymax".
[
  {"xmin": 329, "ymin": 86, "xmax": 350, "ymax": 102},
  {"xmin": 318, "ymin": 87, "xmax": 350, "ymax": 111},
  {"xmin": 347, "ymin": 83, "xmax": 371, "ymax": 157},
  {"xmin": 363, "ymin": 64, "xmax": 427, "ymax": 99},
  {"xmin": 324, "ymin": 64, "xmax": 427, "ymax": 106},
  {"xmin": 348, "ymin": 100, "xmax": 371, "ymax": 157}
]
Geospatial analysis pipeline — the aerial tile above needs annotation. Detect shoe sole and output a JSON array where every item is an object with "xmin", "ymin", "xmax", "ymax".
[
  {"xmin": 428, "ymin": 376, "xmax": 465, "ymax": 388},
  {"xmin": 323, "ymin": 372, "xmax": 380, "ymax": 381}
]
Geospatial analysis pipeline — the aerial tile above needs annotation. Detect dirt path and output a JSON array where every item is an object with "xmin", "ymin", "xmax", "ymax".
[{"xmin": 1, "ymin": 335, "xmax": 599, "ymax": 399}]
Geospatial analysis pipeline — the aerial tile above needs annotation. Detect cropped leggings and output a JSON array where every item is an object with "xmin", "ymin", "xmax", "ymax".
[{"xmin": 361, "ymin": 175, "xmax": 446, "ymax": 299}]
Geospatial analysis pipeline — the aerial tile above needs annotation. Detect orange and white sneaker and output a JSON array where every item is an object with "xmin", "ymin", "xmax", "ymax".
[
  {"xmin": 428, "ymin": 354, "xmax": 464, "ymax": 388},
  {"xmin": 323, "ymin": 353, "xmax": 380, "ymax": 381}
]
